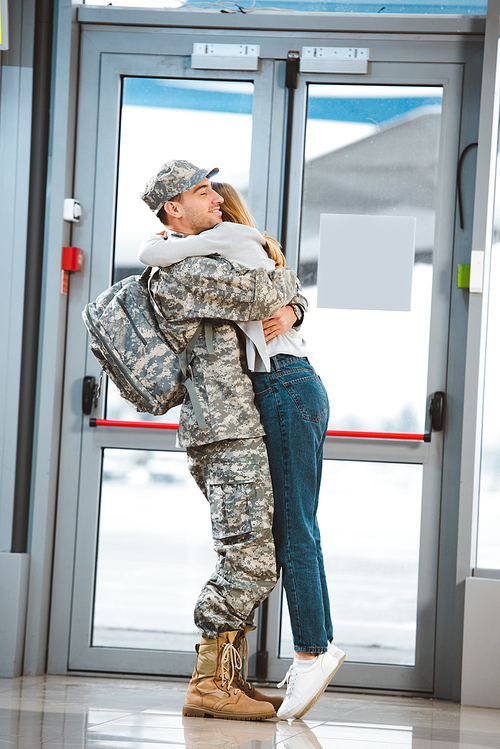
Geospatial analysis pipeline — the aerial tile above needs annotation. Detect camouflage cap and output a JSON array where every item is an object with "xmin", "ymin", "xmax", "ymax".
[{"xmin": 140, "ymin": 159, "xmax": 219, "ymax": 214}]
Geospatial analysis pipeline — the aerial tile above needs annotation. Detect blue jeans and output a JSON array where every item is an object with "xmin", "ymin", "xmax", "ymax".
[{"xmin": 251, "ymin": 355, "xmax": 333, "ymax": 653}]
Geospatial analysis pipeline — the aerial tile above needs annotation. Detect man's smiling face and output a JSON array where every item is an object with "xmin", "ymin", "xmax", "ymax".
[{"xmin": 170, "ymin": 178, "xmax": 224, "ymax": 235}]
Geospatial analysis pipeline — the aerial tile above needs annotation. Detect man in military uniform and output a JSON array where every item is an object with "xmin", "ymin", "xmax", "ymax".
[{"xmin": 141, "ymin": 160, "xmax": 303, "ymax": 721}]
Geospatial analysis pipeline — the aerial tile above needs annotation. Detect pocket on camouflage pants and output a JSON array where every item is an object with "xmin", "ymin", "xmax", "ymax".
[{"xmin": 207, "ymin": 463, "xmax": 258, "ymax": 541}]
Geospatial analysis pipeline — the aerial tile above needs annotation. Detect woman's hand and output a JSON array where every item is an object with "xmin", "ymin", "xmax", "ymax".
[{"xmin": 262, "ymin": 305, "xmax": 297, "ymax": 343}]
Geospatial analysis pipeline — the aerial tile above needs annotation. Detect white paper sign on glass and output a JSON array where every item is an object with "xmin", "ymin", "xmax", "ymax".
[{"xmin": 317, "ymin": 214, "xmax": 416, "ymax": 311}]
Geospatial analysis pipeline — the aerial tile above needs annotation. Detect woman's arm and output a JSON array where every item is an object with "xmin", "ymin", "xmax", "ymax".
[
  {"xmin": 137, "ymin": 233, "xmax": 171, "ymax": 266},
  {"xmin": 138, "ymin": 223, "xmax": 265, "ymax": 267},
  {"xmin": 138, "ymin": 232, "xmax": 221, "ymax": 267}
]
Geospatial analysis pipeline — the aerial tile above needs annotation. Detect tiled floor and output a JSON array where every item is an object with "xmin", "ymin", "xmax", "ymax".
[{"xmin": 0, "ymin": 675, "xmax": 499, "ymax": 749}]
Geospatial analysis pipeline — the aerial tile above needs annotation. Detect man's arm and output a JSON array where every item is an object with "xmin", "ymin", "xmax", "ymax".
[
  {"xmin": 150, "ymin": 255, "xmax": 298, "ymax": 323},
  {"xmin": 262, "ymin": 287, "xmax": 308, "ymax": 342}
]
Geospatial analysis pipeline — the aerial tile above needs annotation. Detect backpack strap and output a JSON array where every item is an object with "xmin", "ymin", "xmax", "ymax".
[
  {"xmin": 180, "ymin": 321, "xmax": 218, "ymax": 427},
  {"xmin": 147, "ymin": 268, "xmax": 217, "ymax": 429},
  {"xmin": 178, "ymin": 321, "xmax": 207, "ymax": 429},
  {"xmin": 204, "ymin": 321, "xmax": 217, "ymax": 361}
]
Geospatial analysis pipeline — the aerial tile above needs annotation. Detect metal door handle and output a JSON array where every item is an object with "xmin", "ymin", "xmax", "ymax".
[
  {"xmin": 430, "ymin": 391, "xmax": 445, "ymax": 432},
  {"xmin": 82, "ymin": 376, "xmax": 99, "ymax": 416}
]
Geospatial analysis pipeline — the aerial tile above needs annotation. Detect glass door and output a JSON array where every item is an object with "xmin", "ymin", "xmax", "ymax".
[
  {"xmin": 265, "ymin": 64, "xmax": 463, "ymax": 692},
  {"xmin": 58, "ymin": 28, "xmax": 281, "ymax": 675}
]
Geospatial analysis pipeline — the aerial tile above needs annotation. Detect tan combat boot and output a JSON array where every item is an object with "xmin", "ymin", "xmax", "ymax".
[
  {"xmin": 233, "ymin": 627, "xmax": 284, "ymax": 711},
  {"xmin": 182, "ymin": 631, "xmax": 276, "ymax": 720}
]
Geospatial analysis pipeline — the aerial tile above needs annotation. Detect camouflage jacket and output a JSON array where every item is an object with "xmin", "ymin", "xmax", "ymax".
[{"xmin": 149, "ymin": 255, "xmax": 301, "ymax": 447}]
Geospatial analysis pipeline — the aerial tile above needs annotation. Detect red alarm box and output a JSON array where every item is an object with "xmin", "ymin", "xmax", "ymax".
[
  {"xmin": 62, "ymin": 246, "xmax": 83, "ymax": 272},
  {"xmin": 61, "ymin": 247, "xmax": 83, "ymax": 295}
]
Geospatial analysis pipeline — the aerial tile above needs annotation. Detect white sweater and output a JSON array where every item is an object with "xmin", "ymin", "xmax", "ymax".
[{"xmin": 138, "ymin": 222, "xmax": 308, "ymax": 372}]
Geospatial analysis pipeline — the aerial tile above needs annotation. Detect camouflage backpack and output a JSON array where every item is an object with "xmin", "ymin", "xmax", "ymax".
[{"xmin": 82, "ymin": 267, "xmax": 209, "ymax": 425}]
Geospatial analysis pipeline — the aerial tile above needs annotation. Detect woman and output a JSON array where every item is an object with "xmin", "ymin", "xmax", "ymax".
[{"xmin": 138, "ymin": 183, "xmax": 345, "ymax": 719}]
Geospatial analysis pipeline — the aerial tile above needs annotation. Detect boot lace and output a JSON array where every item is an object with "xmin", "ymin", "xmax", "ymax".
[{"xmin": 219, "ymin": 642, "xmax": 242, "ymax": 694}]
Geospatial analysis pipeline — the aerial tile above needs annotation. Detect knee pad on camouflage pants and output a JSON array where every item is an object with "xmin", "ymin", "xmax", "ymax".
[{"xmin": 187, "ymin": 437, "xmax": 277, "ymax": 638}]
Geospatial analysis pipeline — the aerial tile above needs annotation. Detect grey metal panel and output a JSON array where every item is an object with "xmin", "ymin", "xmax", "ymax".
[
  {"xmin": 23, "ymin": 0, "xmax": 81, "ymax": 676},
  {"xmin": 263, "ymin": 60, "xmax": 287, "ymax": 242},
  {"xmin": 67, "ymin": 33, "xmax": 130, "ymax": 672},
  {"xmin": 69, "ymin": 646, "xmax": 198, "ymax": 678},
  {"xmin": 78, "ymin": 428, "xmax": 182, "ymax": 452},
  {"xmin": 78, "ymin": 6, "xmax": 486, "ymax": 36},
  {"xmin": 77, "ymin": 26, "xmax": 484, "ymax": 64},
  {"xmin": 323, "ymin": 439, "xmax": 431, "ymax": 463},
  {"xmin": 46, "ymin": 18, "xmax": 99, "ymax": 677},
  {"xmin": 247, "ymin": 59, "xmax": 278, "ymax": 228},
  {"xmin": 0, "ymin": 64, "xmax": 33, "ymax": 553},
  {"xmin": 473, "ymin": 568, "xmax": 500, "ymax": 579},
  {"xmin": 282, "ymin": 77, "xmax": 306, "ymax": 271},
  {"xmin": 52, "ymin": 29, "xmax": 126, "ymax": 675},
  {"xmin": 418, "ymin": 60, "xmax": 468, "ymax": 699},
  {"xmin": 433, "ymin": 48, "xmax": 482, "ymax": 703},
  {"xmin": 265, "ymin": 582, "xmax": 287, "ymax": 683},
  {"xmin": 0, "ymin": 0, "xmax": 34, "ymax": 553}
]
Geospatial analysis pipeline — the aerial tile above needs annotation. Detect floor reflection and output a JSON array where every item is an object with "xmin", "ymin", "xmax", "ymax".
[{"xmin": 0, "ymin": 676, "xmax": 499, "ymax": 749}]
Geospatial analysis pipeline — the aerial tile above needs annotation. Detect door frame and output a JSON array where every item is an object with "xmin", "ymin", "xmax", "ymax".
[{"xmin": 46, "ymin": 12, "xmax": 484, "ymax": 701}]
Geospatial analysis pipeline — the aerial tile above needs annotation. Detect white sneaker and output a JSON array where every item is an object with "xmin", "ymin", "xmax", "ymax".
[
  {"xmin": 276, "ymin": 645, "xmax": 346, "ymax": 720},
  {"xmin": 328, "ymin": 642, "xmax": 346, "ymax": 660}
]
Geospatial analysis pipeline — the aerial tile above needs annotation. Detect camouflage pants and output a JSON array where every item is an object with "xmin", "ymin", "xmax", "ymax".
[{"xmin": 186, "ymin": 437, "xmax": 277, "ymax": 639}]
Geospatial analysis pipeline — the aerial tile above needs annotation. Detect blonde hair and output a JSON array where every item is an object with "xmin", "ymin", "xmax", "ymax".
[{"xmin": 211, "ymin": 182, "xmax": 286, "ymax": 268}]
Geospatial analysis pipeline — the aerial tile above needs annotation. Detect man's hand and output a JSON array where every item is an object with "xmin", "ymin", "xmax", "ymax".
[{"xmin": 262, "ymin": 305, "xmax": 297, "ymax": 343}]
